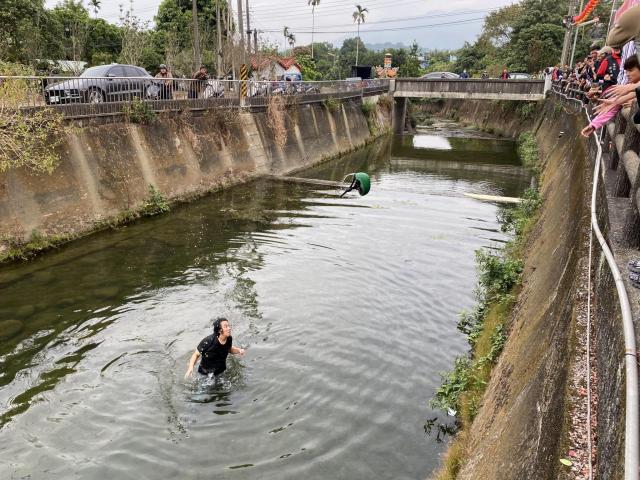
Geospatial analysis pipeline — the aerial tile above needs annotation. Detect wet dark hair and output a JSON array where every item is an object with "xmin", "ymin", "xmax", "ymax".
[
  {"xmin": 624, "ymin": 55, "xmax": 640, "ymax": 71},
  {"xmin": 213, "ymin": 317, "xmax": 229, "ymax": 335}
]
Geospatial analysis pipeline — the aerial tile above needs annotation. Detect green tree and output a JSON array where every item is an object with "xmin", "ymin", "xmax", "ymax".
[
  {"xmin": 0, "ymin": 0, "xmax": 45, "ymax": 62},
  {"xmin": 295, "ymin": 53, "xmax": 321, "ymax": 80},
  {"xmin": 352, "ymin": 4, "xmax": 368, "ymax": 66},
  {"xmin": 51, "ymin": 0, "xmax": 91, "ymax": 65},
  {"xmin": 504, "ymin": 0, "xmax": 567, "ymax": 72}
]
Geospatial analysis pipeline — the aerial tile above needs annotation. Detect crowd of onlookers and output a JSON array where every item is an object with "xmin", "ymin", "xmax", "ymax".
[{"xmin": 552, "ymin": 0, "xmax": 640, "ymax": 137}]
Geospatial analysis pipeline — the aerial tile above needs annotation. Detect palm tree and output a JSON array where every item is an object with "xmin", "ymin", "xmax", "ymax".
[
  {"xmin": 88, "ymin": 0, "xmax": 101, "ymax": 18},
  {"xmin": 308, "ymin": 0, "xmax": 320, "ymax": 59},
  {"xmin": 283, "ymin": 26, "xmax": 290, "ymax": 56},
  {"xmin": 287, "ymin": 33, "xmax": 296, "ymax": 53},
  {"xmin": 352, "ymin": 4, "xmax": 368, "ymax": 66}
]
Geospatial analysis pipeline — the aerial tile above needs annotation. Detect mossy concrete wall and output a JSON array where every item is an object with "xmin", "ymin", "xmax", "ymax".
[
  {"xmin": 427, "ymin": 98, "xmax": 626, "ymax": 479},
  {"xmin": 0, "ymin": 97, "xmax": 391, "ymax": 253}
]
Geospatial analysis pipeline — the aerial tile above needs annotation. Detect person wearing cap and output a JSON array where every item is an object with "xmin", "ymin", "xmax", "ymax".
[
  {"xmin": 595, "ymin": 46, "xmax": 621, "ymax": 90},
  {"xmin": 185, "ymin": 317, "xmax": 245, "ymax": 378},
  {"xmin": 189, "ymin": 64, "xmax": 209, "ymax": 99},
  {"xmin": 155, "ymin": 64, "xmax": 173, "ymax": 100},
  {"xmin": 579, "ymin": 0, "xmax": 640, "ymax": 136},
  {"xmin": 607, "ymin": 3, "xmax": 640, "ymax": 62}
]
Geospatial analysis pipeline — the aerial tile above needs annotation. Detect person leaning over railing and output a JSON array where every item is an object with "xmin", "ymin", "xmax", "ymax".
[
  {"xmin": 155, "ymin": 64, "xmax": 173, "ymax": 100},
  {"xmin": 580, "ymin": 2, "xmax": 640, "ymax": 137},
  {"xmin": 189, "ymin": 65, "xmax": 209, "ymax": 99}
]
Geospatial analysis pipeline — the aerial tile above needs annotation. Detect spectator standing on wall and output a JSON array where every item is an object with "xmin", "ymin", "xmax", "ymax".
[
  {"xmin": 155, "ymin": 64, "xmax": 173, "ymax": 100},
  {"xmin": 500, "ymin": 69, "xmax": 510, "ymax": 80}
]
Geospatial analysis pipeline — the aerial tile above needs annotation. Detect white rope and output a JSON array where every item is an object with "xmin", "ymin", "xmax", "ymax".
[{"xmin": 586, "ymin": 162, "xmax": 594, "ymax": 480}]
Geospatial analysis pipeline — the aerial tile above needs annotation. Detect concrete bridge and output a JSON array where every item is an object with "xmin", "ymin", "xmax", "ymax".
[{"xmin": 391, "ymin": 78, "xmax": 549, "ymax": 134}]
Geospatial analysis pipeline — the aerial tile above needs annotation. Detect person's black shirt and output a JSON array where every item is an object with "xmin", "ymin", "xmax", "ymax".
[{"xmin": 197, "ymin": 334, "xmax": 232, "ymax": 375}]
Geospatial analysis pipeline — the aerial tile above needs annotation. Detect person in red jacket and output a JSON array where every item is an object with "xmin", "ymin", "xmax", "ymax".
[
  {"xmin": 596, "ymin": 46, "xmax": 622, "ymax": 90},
  {"xmin": 500, "ymin": 69, "xmax": 510, "ymax": 80}
]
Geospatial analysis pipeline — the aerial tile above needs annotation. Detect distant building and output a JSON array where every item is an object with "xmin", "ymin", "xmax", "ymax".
[{"xmin": 250, "ymin": 56, "xmax": 302, "ymax": 80}]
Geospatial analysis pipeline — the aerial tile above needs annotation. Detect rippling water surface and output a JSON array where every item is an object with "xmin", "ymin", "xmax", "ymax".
[{"xmin": 0, "ymin": 132, "xmax": 529, "ymax": 479}]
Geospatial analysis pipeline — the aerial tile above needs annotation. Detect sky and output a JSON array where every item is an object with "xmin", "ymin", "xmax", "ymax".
[{"xmin": 45, "ymin": 0, "xmax": 518, "ymax": 51}]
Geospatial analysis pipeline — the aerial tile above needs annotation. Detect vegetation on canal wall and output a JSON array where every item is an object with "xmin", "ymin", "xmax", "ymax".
[
  {"xmin": 426, "ymin": 96, "xmax": 595, "ymax": 480},
  {"xmin": 433, "ymin": 130, "xmax": 542, "ymax": 480}
]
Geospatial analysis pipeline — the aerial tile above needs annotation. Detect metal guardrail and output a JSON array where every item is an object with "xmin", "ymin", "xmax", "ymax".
[
  {"xmin": 0, "ymin": 76, "xmax": 390, "ymax": 119},
  {"xmin": 553, "ymin": 86, "xmax": 639, "ymax": 480}
]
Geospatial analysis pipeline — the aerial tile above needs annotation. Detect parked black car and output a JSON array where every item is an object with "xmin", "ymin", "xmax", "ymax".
[{"xmin": 44, "ymin": 64, "xmax": 154, "ymax": 104}]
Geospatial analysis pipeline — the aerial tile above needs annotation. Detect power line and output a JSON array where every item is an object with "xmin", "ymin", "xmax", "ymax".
[
  {"xmin": 250, "ymin": 8, "xmax": 496, "ymax": 27},
  {"xmin": 258, "ymin": 17, "xmax": 486, "ymax": 34}
]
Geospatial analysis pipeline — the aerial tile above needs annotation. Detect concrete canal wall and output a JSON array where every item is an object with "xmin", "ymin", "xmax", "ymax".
[
  {"xmin": 0, "ymin": 96, "xmax": 391, "ymax": 257},
  {"xmin": 426, "ymin": 98, "xmax": 628, "ymax": 479}
]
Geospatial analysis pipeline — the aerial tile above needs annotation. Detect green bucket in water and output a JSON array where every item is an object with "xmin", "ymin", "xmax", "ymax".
[{"xmin": 341, "ymin": 172, "xmax": 371, "ymax": 197}]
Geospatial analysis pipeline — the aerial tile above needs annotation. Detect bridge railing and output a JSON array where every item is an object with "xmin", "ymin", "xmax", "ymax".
[
  {"xmin": 0, "ymin": 75, "xmax": 390, "ymax": 118},
  {"xmin": 393, "ymin": 78, "xmax": 545, "ymax": 97}
]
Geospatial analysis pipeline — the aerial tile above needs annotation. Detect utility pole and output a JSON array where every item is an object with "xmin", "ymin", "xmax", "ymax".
[
  {"xmin": 245, "ymin": 0, "xmax": 252, "ymax": 56},
  {"xmin": 226, "ymin": 1, "xmax": 236, "ymax": 79},
  {"xmin": 570, "ymin": 0, "xmax": 585, "ymax": 67},
  {"xmin": 237, "ymin": 0, "xmax": 246, "ymax": 63},
  {"xmin": 192, "ymin": 0, "xmax": 201, "ymax": 69},
  {"xmin": 560, "ymin": 0, "xmax": 579, "ymax": 67},
  {"xmin": 216, "ymin": 0, "xmax": 222, "ymax": 78},
  {"xmin": 253, "ymin": 29, "xmax": 258, "ymax": 54}
]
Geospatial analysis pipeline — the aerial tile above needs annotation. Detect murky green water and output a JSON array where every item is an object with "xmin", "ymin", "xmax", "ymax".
[{"xmin": 0, "ymin": 131, "xmax": 529, "ymax": 479}]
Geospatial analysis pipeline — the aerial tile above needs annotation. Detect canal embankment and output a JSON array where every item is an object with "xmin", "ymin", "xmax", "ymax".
[
  {"xmin": 0, "ymin": 95, "xmax": 391, "ymax": 262},
  {"xmin": 423, "ymin": 97, "xmax": 630, "ymax": 479}
]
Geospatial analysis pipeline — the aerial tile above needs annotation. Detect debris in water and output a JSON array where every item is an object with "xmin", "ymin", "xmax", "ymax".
[
  {"xmin": 447, "ymin": 408, "xmax": 457, "ymax": 417},
  {"xmin": 340, "ymin": 172, "xmax": 371, "ymax": 197},
  {"xmin": 560, "ymin": 458, "xmax": 573, "ymax": 466}
]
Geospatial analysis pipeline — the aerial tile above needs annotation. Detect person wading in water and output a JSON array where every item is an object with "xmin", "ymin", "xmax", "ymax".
[{"xmin": 185, "ymin": 318, "xmax": 245, "ymax": 378}]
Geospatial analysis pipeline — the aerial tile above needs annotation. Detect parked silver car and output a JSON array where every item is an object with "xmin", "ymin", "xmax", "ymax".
[
  {"xmin": 44, "ymin": 64, "xmax": 154, "ymax": 104},
  {"xmin": 510, "ymin": 73, "xmax": 532, "ymax": 80},
  {"xmin": 420, "ymin": 72, "xmax": 461, "ymax": 79}
]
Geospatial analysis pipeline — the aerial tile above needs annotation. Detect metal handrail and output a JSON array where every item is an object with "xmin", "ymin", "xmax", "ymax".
[
  {"xmin": 0, "ymin": 75, "xmax": 391, "ymax": 119},
  {"xmin": 553, "ymin": 87, "xmax": 639, "ymax": 480}
]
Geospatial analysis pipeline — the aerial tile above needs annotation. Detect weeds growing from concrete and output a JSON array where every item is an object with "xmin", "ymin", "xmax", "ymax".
[
  {"xmin": 123, "ymin": 97, "xmax": 156, "ymax": 124},
  {"xmin": 267, "ymin": 95, "xmax": 287, "ymax": 148},
  {"xmin": 433, "ymin": 128, "xmax": 542, "ymax": 479}
]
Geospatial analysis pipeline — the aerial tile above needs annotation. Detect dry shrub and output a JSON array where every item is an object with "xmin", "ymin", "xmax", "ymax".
[
  {"xmin": 206, "ymin": 107, "xmax": 241, "ymax": 139},
  {"xmin": 267, "ymin": 95, "xmax": 287, "ymax": 148},
  {"xmin": 0, "ymin": 64, "xmax": 71, "ymax": 174}
]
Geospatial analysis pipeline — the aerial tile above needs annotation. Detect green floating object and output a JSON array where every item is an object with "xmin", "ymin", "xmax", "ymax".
[
  {"xmin": 559, "ymin": 459, "xmax": 573, "ymax": 467},
  {"xmin": 340, "ymin": 172, "xmax": 371, "ymax": 197}
]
